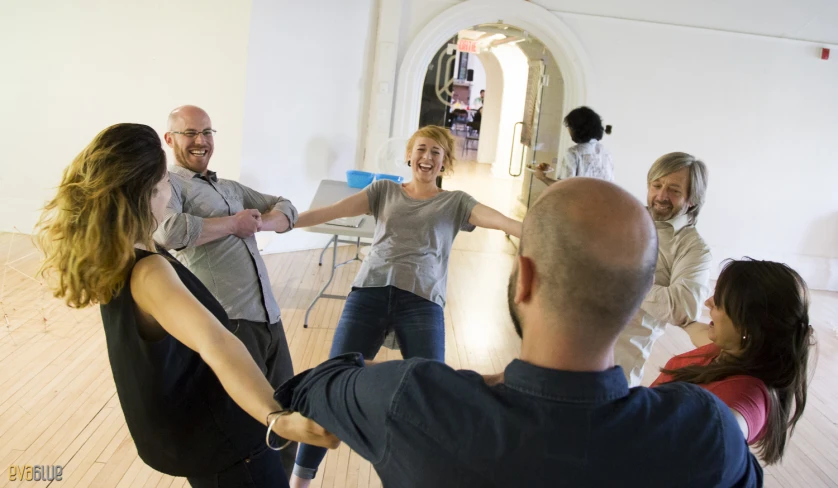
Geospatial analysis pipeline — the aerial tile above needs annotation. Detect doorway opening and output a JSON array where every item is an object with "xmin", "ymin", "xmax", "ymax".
[{"xmin": 415, "ymin": 23, "xmax": 565, "ymax": 220}]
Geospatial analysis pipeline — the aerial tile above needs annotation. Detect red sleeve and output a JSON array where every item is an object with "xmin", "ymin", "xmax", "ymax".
[
  {"xmin": 650, "ymin": 344, "xmax": 719, "ymax": 388},
  {"xmin": 650, "ymin": 364, "xmax": 674, "ymax": 387},
  {"xmin": 704, "ymin": 376, "xmax": 770, "ymax": 444}
]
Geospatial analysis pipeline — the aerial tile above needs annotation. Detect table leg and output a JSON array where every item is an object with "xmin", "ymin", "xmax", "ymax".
[
  {"xmin": 305, "ymin": 235, "xmax": 338, "ymax": 328},
  {"xmin": 317, "ymin": 236, "xmax": 333, "ymax": 266}
]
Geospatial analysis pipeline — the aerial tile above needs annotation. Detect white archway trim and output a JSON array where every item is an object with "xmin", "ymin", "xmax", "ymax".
[
  {"xmin": 490, "ymin": 44, "xmax": 529, "ymax": 179},
  {"xmin": 392, "ymin": 0, "xmax": 593, "ymax": 141},
  {"xmin": 475, "ymin": 51, "xmax": 502, "ymax": 164}
]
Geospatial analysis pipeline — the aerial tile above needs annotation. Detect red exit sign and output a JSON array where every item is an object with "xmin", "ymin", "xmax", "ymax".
[{"xmin": 457, "ymin": 39, "xmax": 478, "ymax": 53}]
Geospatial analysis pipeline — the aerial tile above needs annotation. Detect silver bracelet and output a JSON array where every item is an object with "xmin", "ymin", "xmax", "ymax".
[{"xmin": 266, "ymin": 410, "xmax": 293, "ymax": 451}]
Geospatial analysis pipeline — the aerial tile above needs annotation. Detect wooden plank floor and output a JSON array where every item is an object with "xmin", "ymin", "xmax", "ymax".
[{"xmin": 1, "ymin": 161, "xmax": 836, "ymax": 487}]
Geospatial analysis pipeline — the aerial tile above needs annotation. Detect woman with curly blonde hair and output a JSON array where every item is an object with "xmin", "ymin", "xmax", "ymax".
[
  {"xmin": 289, "ymin": 125, "xmax": 522, "ymax": 486},
  {"xmin": 36, "ymin": 123, "xmax": 337, "ymax": 487}
]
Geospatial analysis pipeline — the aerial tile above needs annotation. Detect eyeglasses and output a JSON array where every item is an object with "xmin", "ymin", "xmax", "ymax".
[{"xmin": 170, "ymin": 129, "xmax": 217, "ymax": 138}]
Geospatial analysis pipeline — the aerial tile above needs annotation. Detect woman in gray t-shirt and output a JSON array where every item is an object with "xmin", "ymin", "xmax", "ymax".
[{"xmin": 291, "ymin": 125, "xmax": 521, "ymax": 484}]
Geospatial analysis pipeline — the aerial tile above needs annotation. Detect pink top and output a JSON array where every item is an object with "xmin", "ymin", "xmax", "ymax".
[{"xmin": 652, "ymin": 343, "xmax": 770, "ymax": 443}]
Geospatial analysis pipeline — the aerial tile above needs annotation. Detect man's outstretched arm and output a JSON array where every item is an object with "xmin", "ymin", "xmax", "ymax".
[{"xmin": 277, "ymin": 354, "xmax": 410, "ymax": 464}]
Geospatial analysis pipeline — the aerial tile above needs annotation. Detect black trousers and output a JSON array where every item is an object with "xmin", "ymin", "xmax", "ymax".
[
  {"xmin": 229, "ymin": 319, "xmax": 297, "ymax": 480},
  {"xmin": 187, "ymin": 445, "xmax": 289, "ymax": 488}
]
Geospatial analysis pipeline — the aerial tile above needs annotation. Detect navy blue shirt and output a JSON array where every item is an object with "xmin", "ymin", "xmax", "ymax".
[{"xmin": 278, "ymin": 353, "xmax": 763, "ymax": 488}]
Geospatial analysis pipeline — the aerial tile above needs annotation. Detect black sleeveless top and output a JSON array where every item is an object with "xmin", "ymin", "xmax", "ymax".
[{"xmin": 99, "ymin": 248, "xmax": 265, "ymax": 477}]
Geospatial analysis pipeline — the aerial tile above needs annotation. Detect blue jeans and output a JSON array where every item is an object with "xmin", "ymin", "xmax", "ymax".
[{"xmin": 293, "ymin": 286, "xmax": 444, "ymax": 479}]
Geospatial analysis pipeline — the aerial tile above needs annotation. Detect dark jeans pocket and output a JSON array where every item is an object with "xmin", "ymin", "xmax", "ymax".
[{"xmin": 189, "ymin": 447, "xmax": 288, "ymax": 488}]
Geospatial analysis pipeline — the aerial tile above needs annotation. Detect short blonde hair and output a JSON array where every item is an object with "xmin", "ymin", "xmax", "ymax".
[
  {"xmin": 405, "ymin": 125, "xmax": 456, "ymax": 174},
  {"xmin": 647, "ymin": 152, "xmax": 708, "ymax": 225}
]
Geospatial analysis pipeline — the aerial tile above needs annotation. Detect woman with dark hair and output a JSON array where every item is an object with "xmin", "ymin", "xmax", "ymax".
[
  {"xmin": 36, "ymin": 123, "xmax": 338, "ymax": 487},
  {"xmin": 534, "ymin": 106, "xmax": 613, "ymax": 185},
  {"xmin": 652, "ymin": 258, "xmax": 815, "ymax": 465}
]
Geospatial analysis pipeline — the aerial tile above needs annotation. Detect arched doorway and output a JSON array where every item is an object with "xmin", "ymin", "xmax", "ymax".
[
  {"xmin": 391, "ymin": 1, "xmax": 593, "ymax": 219},
  {"xmin": 392, "ymin": 0, "xmax": 593, "ymax": 163}
]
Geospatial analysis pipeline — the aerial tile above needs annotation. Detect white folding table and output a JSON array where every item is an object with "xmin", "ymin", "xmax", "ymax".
[{"xmin": 302, "ymin": 179, "xmax": 376, "ymax": 328}]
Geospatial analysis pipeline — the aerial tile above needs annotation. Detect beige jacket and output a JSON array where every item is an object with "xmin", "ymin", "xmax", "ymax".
[{"xmin": 615, "ymin": 212, "xmax": 712, "ymax": 386}]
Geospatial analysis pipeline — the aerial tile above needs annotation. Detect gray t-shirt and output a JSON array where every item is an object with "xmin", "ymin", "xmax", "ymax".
[{"xmin": 353, "ymin": 180, "xmax": 479, "ymax": 308}]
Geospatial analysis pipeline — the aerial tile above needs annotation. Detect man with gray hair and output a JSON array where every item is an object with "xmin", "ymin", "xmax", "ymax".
[{"xmin": 615, "ymin": 152, "xmax": 712, "ymax": 386}]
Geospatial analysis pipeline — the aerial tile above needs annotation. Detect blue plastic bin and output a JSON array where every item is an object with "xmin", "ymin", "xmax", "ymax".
[
  {"xmin": 346, "ymin": 170, "xmax": 375, "ymax": 188},
  {"xmin": 374, "ymin": 173, "xmax": 404, "ymax": 184}
]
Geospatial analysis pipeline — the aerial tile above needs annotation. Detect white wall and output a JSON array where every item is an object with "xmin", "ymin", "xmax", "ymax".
[
  {"xmin": 476, "ymin": 52, "xmax": 503, "ymax": 164},
  {"xmin": 392, "ymin": 0, "xmax": 838, "ymax": 290},
  {"xmin": 553, "ymin": 12, "xmax": 838, "ymax": 290},
  {"xmin": 241, "ymin": 0, "xmax": 378, "ymax": 253},
  {"xmin": 467, "ymin": 54, "xmax": 487, "ymax": 105},
  {"xmin": 0, "ymin": 0, "xmax": 252, "ymax": 234},
  {"xmin": 532, "ymin": 0, "xmax": 838, "ymax": 45},
  {"xmin": 399, "ymin": 0, "xmax": 461, "ymax": 62},
  {"xmin": 362, "ymin": 0, "xmax": 402, "ymax": 174}
]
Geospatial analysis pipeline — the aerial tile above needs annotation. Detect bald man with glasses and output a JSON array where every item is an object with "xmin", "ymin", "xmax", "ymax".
[{"xmin": 154, "ymin": 105, "xmax": 300, "ymax": 479}]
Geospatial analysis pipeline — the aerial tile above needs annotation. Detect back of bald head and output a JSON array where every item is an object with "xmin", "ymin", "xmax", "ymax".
[
  {"xmin": 521, "ymin": 178, "xmax": 658, "ymax": 337},
  {"xmin": 167, "ymin": 105, "xmax": 210, "ymax": 131}
]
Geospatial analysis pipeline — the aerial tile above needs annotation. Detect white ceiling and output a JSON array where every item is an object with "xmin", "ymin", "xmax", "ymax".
[{"xmin": 532, "ymin": 0, "xmax": 838, "ymax": 45}]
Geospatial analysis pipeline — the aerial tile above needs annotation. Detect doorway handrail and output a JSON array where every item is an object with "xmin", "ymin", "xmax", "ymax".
[{"xmin": 508, "ymin": 121, "xmax": 526, "ymax": 177}]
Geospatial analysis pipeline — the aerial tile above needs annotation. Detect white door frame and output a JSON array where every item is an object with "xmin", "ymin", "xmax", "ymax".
[{"xmin": 391, "ymin": 0, "xmax": 593, "ymax": 153}]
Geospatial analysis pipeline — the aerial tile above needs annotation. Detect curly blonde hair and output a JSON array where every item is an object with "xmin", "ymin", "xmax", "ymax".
[
  {"xmin": 35, "ymin": 123, "xmax": 167, "ymax": 308},
  {"xmin": 405, "ymin": 125, "xmax": 457, "ymax": 175}
]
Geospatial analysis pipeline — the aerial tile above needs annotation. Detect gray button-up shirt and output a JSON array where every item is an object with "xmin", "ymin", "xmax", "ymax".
[{"xmin": 153, "ymin": 165, "xmax": 298, "ymax": 324}]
